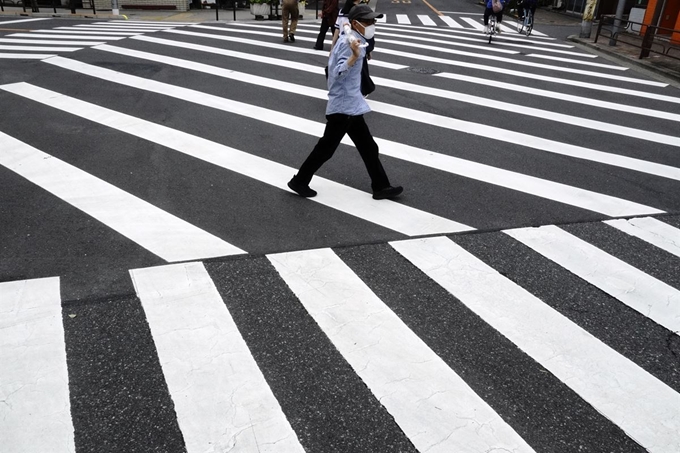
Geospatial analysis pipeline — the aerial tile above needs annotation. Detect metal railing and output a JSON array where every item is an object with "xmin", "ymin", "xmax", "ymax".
[{"xmin": 595, "ymin": 14, "xmax": 680, "ymax": 61}]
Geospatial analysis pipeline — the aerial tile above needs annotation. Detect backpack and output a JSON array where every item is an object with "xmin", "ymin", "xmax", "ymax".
[{"xmin": 492, "ymin": 0, "xmax": 503, "ymax": 13}]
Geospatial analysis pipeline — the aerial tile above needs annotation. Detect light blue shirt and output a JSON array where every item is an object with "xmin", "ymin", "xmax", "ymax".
[{"xmin": 326, "ymin": 31, "xmax": 370, "ymax": 116}]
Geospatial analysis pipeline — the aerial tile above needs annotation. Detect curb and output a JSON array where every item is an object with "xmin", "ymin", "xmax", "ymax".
[{"xmin": 567, "ymin": 34, "xmax": 680, "ymax": 88}]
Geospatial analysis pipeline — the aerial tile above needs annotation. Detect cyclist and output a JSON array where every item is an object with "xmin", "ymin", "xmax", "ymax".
[
  {"xmin": 483, "ymin": 0, "xmax": 507, "ymax": 35},
  {"xmin": 517, "ymin": 0, "xmax": 537, "ymax": 23}
]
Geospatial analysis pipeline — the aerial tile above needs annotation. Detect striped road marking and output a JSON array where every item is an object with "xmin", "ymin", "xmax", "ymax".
[
  {"xmin": 604, "ymin": 217, "xmax": 680, "ymax": 258},
  {"xmin": 505, "ymin": 225, "xmax": 680, "ymax": 333},
  {"xmin": 268, "ymin": 248, "xmax": 536, "ymax": 453},
  {"xmin": 392, "ymin": 236, "xmax": 680, "ymax": 453},
  {"xmin": 0, "ymin": 277, "xmax": 75, "ymax": 453},
  {"xmin": 0, "ymin": 130, "xmax": 244, "ymax": 261},
  {"xmin": 131, "ymin": 262, "xmax": 305, "ymax": 453}
]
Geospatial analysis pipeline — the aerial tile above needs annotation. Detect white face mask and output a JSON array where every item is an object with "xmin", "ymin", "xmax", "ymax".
[{"xmin": 360, "ymin": 24, "xmax": 375, "ymax": 39}]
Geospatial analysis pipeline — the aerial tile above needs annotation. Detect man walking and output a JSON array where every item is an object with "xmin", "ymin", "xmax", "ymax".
[
  {"xmin": 282, "ymin": 0, "xmax": 299, "ymax": 43},
  {"xmin": 288, "ymin": 4, "xmax": 403, "ymax": 200},
  {"xmin": 313, "ymin": 0, "xmax": 339, "ymax": 50}
]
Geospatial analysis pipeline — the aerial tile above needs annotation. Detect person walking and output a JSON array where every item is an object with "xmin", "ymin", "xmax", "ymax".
[
  {"xmin": 287, "ymin": 4, "xmax": 403, "ymax": 200},
  {"xmin": 313, "ymin": 0, "xmax": 339, "ymax": 51},
  {"xmin": 282, "ymin": 0, "xmax": 299, "ymax": 43}
]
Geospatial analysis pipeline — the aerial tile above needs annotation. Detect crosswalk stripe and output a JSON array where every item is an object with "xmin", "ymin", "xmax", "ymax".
[
  {"xmin": 57, "ymin": 52, "xmax": 665, "ymax": 215},
  {"xmin": 0, "ymin": 130, "xmax": 244, "ymax": 261},
  {"xmin": 439, "ymin": 15, "xmax": 463, "ymax": 28},
  {"xmin": 2, "ymin": 82, "xmax": 468, "ymax": 236},
  {"xmin": 604, "ymin": 217, "xmax": 680, "ymax": 258},
  {"xmin": 0, "ymin": 277, "xmax": 75, "ymax": 453},
  {"xmin": 433, "ymin": 72, "xmax": 680, "ymax": 122},
  {"xmin": 526, "ymin": 52, "xmax": 626, "ymax": 68},
  {"xmin": 71, "ymin": 26, "xmax": 163, "ymax": 32},
  {"xmin": 376, "ymin": 28, "xmax": 519, "ymax": 54},
  {"xmin": 108, "ymin": 19, "xmax": 194, "ymax": 25},
  {"xmin": 0, "ymin": 45, "xmax": 82, "ymax": 51},
  {"xmin": 0, "ymin": 53, "xmax": 56, "ymax": 59},
  {"xmin": 54, "ymin": 27, "xmax": 141, "ymax": 35},
  {"xmin": 268, "ymin": 248, "xmax": 536, "ymax": 453},
  {"xmin": 0, "ymin": 18, "xmax": 50, "ymax": 25},
  {"xmin": 417, "ymin": 14, "xmax": 437, "ymax": 26},
  {"xmin": 391, "ymin": 236, "xmax": 680, "ymax": 453},
  {"xmin": 0, "ymin": 38, "xmax": 104, "ymax": 45},
  {"xmin": 130, "ymin": 262, "xmax": 305, "ymax": 452},
  {"xmin": 460, "ymin": 17, "xmax": 485, "ymax": 30},
  {"xmin": 91, "ymin": 22, "xmax": 174, "ymax": 28},
  {"xmin": 8, "ymin": 33, "xmax": 127, "ymax": 40},
  {"xmin": 396, "ymin": 14, "xmax": 411, "ymax": 24},
  {"xmin": 505, "ymin": 225, "xmax": 680, "ymax": 333},
  {"xmin": 90, "ymin": 42, "xmax": 680, "ymax": 185}
]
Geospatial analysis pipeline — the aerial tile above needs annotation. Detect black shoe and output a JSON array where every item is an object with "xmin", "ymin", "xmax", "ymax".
[
  {"xmin": 289, "ymin": 34, "xmax": 295, "ymax": 43},
  {"xmin": 313, "ymin": 45, "xmax": 323, "ymax": 50},
  {"xmin": 288, "ymin": 177, "xmax": 316, "ymax": 198},
  {"xmin": 372, "ymin": 186, "xmax": 403, "ymax": 200}
]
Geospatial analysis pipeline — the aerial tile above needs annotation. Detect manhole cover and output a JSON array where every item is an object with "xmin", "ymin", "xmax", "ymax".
[{"xmin": 406, "ymin": 67, "xmax": 440, "ymax": 74}]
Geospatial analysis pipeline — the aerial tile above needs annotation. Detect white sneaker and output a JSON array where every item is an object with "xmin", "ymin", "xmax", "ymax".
[
  {"xmin": 496, "ymin": 26, "xmax": 501, "ymax": 34},
  {"xmin": 483, "ymin": 25, "xmax": 490, "ymax": 34}
]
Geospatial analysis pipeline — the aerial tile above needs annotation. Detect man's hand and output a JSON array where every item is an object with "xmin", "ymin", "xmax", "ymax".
[{"xmin": 347, "ymin": 39, "xmax": 360, "ymax": 67}]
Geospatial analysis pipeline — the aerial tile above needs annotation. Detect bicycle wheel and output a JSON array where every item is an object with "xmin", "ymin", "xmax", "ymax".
[
  {"xmin": 517, "ymin": 10, "xmax": 524, "ymax": 34},
  {"xmin": 525, "ymin": 14, "xmax": 533, "ymax": 36}
]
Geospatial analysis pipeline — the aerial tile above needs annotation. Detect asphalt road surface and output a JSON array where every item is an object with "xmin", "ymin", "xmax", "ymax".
[{"xmin": 1, "ymin": 0, "xmax": 680, "ymax": 451}]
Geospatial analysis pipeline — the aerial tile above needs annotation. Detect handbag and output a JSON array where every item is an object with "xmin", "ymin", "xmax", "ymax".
[
  {"xmin": 360, "ymin": 57, "xmax": 375, "ymax": 96},
  {"xmin": 492, "ymin": 0, "xmax": 503, "ymax": 13}
]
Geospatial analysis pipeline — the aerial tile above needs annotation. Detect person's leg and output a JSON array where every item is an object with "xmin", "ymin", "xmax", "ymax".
[
  {"xmin": 294, "ymin": 114, "xmax": 349, "ymax": 187},
  {"xmin": 346, "ymin": 116, "xmax": 391, "ymax": 192},
  {"xmin": 289, "ymin": 2, "xmax": 299, "ymax": 40},
  {"xmin": 497, "ymin": 10, "xmax": 504, "ymax": 23},
  {"xmin": 314, "ymin": 16, "xmax": 330, "ymax": 49},
  {"xmin": 483, "ymin": 7, "xmax": 491, "ymax": 25},
  {"xmin": 282, "ymin": 2, "xmax": 290, "ymax": 41}
]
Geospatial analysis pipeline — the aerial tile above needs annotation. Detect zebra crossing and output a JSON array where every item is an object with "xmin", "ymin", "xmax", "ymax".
[
  {"xmin": 0, "ymin": 19, "xmax": 194, "ymax": 59},
  {"xmin": 1, "ymin": 14, "xmax": 680, "ymax": 451},
  {"xmin": 379, "ymin": 12, "xmax": 548, "ymax": 36},
  {"xmin": 2, "ymin": 217, "xmax": 680, "ymax": 452}
]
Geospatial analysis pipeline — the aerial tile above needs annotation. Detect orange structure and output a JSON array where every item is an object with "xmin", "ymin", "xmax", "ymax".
[{"xmin": 642, "ymin": 0, "xmax": 680, "ymax": 44}]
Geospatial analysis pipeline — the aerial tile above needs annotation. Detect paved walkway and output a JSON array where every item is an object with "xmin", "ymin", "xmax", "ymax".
[{"xmin": 1, "ymin": 2, "xmax": 679, "ymax": 86}]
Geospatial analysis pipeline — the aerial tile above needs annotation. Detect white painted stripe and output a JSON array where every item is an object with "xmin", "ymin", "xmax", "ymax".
[
  {"xmin": 432, "ymin": 72, "xmax": 680, "ymax": 122},
  {"xmin": 417, "ymin": 14, "xmax": 437, "ymax": 26},
  {"xmin": 527, "ymin": 52, "xmax": 627, "ymax": 69},
  {"xmin": 439, "ymin": 15, "xmax": 463, "ymax": 28},
  {"xmin": 0, "ymin": 130, "xmax": 243, "ymax": 261},
  {"xmin": 169, "ymin": 28, "xmax": 658, "ymax": 85},
  {"xmin": 109, "ymin": 19, "xmax": 194, "ymax": 25},
  {"xmin": 54, "ymin": 27, "xmax": 141, "ymax": 35},
  {"xmin": 268, "ymin": 248, "xmax": 535, "ymax": 453},
  {"xmin": 382, "ymin": 20, "xmax": 557, "ymax": 41},
  {"xmin": 56, "ymin": 52, "xmax": 666, "ymax": 214},
  {"xmin": 375, "ymin": 28, "xmax": 518, "ymax": 54},
  {"xmin": 396, "ymin": 14, "xmax": 411, "ymax": 24},
  {"xmin": 92, "ymin": 22, "xmax": 174, "ymax": 28},
  {"xmin": 505, "ymin": 225, "xmax": 680, "ymax": 334},
  {"xmin": 0, "ymin": 18, "xmax": 49, "ymax": 25},
  {"xmin": 2, "ymin": 82, "xmax": 467, "ymax": 236},
  {"xmin": 461, "ymin": 17, "xmax": 485, "ymax": 30},
  {"xmin": 95, "ymin": 43, "xmax": 680, "ymax": 183},
  {"xmin": 604, "ymin": 217, "xmax": 680, "ymax": 259},
  {"xmin": 8, "ymin": 33, "xmax": 127, "ymax": 40},
  {"xmin": 0, "ymin": 38, "xmax": 103, "ymax": 45},
  {"xmin": 391, "ymin": 236, "xmax": 680, "ymax": 453},
  {"xmin": 130, "ymin": 263, "xmax": 304, "ymax": 453},
  {"xmin": 370, "ymin": 77, "xmax": 680, "ymax": 148},
  {"xmin": 0, "ymin": 53, "xmax": 56, "ymax": 59},
  {"xmin": 374, "ymin": 26, "xmax": 592, "ymax": 56},
  {"xmin": 498, "ymin": 22, "xmax": 547, "ymax": 37},
  {"xmin": 71, "ymin": 26, "xmax": 162, "ymax": 32},
  {"xmin": 0, "ymin": 45, "xmax": 81, "ymax": 51},
  {"xmin": 80, "ymin": 23, "xmax": 169, "ymax": 29},
  {"xmin": 0, "ymin": 277, "xmax": 75, "ymax": 453}
]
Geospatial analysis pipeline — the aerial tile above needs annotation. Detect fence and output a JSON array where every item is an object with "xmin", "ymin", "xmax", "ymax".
[{"xmin": 595, "ymin": 14, "xmax": 680, "ymax": 60}]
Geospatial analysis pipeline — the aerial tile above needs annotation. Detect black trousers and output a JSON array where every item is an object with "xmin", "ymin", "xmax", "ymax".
[
  {"xmin": 295, "ymin": 114, "xmax": 390, "ymax": 191},
  {"xmin": 314, "ymin": 18, "xmax": 334, "ymax": 49}
]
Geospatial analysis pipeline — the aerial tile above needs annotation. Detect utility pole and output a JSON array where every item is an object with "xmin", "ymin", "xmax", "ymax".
[
  {"xmin": 640, "ymin": 0, "xmax": 665, "ymax": 57},
  {"xmin": 579, "ymin": 0, "xmax": 598, "ymax": 38},
  {"xmin": 608, "ymin": 0, "xmax": 626, "ymax": 45}
]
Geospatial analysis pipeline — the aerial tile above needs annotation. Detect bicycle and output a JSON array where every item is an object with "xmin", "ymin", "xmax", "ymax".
[
  {"xmin": 516, "ymin": 4, "xmax": 533, "ymax": 36},
  {"xmin": 487, "ymin": 13, "xmax": 498, "ymax": 44}
]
